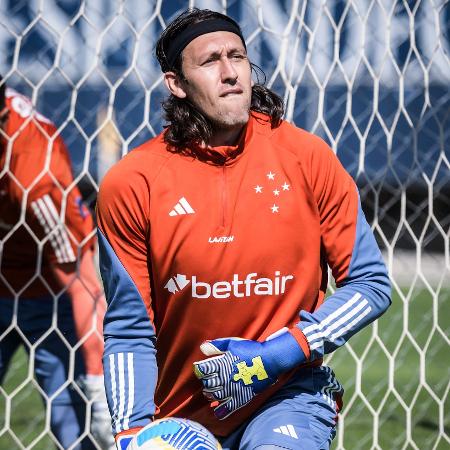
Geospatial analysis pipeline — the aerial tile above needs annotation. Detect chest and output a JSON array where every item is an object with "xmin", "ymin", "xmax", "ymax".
[{"xmin": 147, "ymin": 149, "xmax": 321, "ymax": 280}]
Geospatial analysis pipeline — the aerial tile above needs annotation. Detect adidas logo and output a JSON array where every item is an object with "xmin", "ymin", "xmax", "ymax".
[
  {"xmin": 169, "ymin": 197, "xmax": 195, "ymax": 216},
  {"xmin": 273, "ymin": 425, "xmax": 298, "ymax": 439}
]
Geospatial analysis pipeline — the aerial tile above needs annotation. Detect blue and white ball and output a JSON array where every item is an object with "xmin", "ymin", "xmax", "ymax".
[{"xmin": 128, "ymin": 418, "xmax": 222, "ymax": 449}]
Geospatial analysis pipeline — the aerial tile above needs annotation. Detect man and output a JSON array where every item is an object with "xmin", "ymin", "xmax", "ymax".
[
  {"xmin": 0, "ymin": 79, "xmax": 114, "ymax": 450},
  {"xmin": 97, "ymin": 8, "xmax": 391, "ymax": 450}
]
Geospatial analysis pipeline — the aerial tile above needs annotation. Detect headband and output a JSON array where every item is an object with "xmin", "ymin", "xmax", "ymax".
[{"xmin": 164, "ymin": 18, "xmax": 246, "ymax": 71}]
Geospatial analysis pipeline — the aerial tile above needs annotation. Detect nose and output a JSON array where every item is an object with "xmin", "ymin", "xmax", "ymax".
[{"xmin": 220, "ymin": 57, "xmax": 238, "ymax": 84}]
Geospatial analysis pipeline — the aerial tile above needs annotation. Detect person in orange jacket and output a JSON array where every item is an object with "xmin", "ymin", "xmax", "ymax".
[{"xmin": 97, "ymin": 8, "xmax": 391, "ymax": 450}]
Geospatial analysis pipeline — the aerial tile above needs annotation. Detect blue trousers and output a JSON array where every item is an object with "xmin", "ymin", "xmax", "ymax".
[
  {"xmin": 0, "ymin": 296, "xmax": 96, "ymax": 450},
  {"xmin": 219, "ymin": 365, "xmax": 344, "ymax": 450}
]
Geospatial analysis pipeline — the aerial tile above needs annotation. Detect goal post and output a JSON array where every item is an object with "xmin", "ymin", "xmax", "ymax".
[{"xmin": 0, "ymin": 1, "xmax": 448, "ymax": 449}]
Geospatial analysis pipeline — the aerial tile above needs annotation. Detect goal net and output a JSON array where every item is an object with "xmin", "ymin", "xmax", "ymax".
[{"xmin": 0, "ymin": 1, "xmax": 448, "ymax": 449}]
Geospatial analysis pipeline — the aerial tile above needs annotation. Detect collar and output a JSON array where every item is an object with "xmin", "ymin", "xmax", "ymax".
[{"xmin": 188, "ymin": 111, "xmax": 271, "ymax": 165}]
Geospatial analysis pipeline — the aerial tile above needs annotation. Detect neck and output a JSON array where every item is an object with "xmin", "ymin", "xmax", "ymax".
[{"xmin": 208, "ymin": 124, "xmax": 245, "ymax": 147}]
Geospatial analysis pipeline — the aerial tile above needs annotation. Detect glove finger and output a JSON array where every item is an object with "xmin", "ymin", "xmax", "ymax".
[
  {"xmin": 193, "ymin": 353, "xmax": 226, "ymax": 377},
  {"xmin": 198, "ymin": 372, "xmax": 222, "ymax": 390},
  {"xmin": 215, "ymin": 392, "xmax": 253, "ymax": 420},
  {"xmin": 200, "ymin": 341, "xmax": 225, "ymax": 356},
  {"xmin": 202, "ymin": 386, "xmax": 223, "ymax": 401},
  {"xmin": 206, "ymin": 338, "xmax": 245, "ymax": 353},
  {"xmin": 213, "ymin": 398, "xmax": 234, "ymax": 420}
]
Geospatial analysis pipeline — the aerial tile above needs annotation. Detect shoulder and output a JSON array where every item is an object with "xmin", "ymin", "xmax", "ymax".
[
  {"xmin": 98, "ymin": 133, "xmax": 172, "ymax": 204},
  {"xmin": 102, "ymin": 133, "xmax": 171, "ymax": 185},
  {"xmin": 276, "ymin": 121, "xmax": 331, "ymax": 155},
  {"xmin": 6, "ymin": 88, "xmax": 56, "ymax": 138},
  {"xmin": 6, "ymin": 88, "xmax": 52, "ymax": 124},
  {"xmin": 251, "ymin": 112, "xmax": 333, "ymax": 160}
]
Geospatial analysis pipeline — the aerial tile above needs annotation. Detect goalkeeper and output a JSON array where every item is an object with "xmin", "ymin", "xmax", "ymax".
[
  {"xmin": 96, "ymin": 7, "xmax": 391, "ymax": 450},
  {"xmin": 0, "ymin": 79, "xmax": 114, "ymax": 449}
]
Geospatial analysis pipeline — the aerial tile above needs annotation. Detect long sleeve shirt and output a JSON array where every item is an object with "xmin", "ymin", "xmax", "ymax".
[
  {"xmin": 0, "ymin": 88, "xmax": 94, "ymax": 298},
  {"xmin": 96, "ymin": 112, "xmax": 391, "ymax": 437}
]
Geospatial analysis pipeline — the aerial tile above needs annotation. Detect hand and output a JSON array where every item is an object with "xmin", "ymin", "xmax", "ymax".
[
  {"xmin": 193, "ymin": 330, "xmax": 306, "ymax": 420},
  {"xmin": 78, "ymin": 374, "xmax": 116, "ymax": 449}
]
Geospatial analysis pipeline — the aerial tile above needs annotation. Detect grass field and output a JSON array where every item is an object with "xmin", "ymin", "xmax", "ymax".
[{"xmin": 0, "ymin": 287, "xmax": 448, "ymax": 449}]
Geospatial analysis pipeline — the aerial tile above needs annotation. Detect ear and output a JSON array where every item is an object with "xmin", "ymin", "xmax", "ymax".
[{"xmin": 164, "ymin": 72, "xmax": 187, "ymax": 99}]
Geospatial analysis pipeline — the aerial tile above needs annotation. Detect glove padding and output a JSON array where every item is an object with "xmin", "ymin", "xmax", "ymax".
[{"xmin": 193, "ymin": 331, "xmax": 306, "ymax": 420}]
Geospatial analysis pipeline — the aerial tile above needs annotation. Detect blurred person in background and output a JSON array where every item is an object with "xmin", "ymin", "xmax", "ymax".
[{"xmin": 0, "ymin": 76, "xmax": 114, "ymax": 450}]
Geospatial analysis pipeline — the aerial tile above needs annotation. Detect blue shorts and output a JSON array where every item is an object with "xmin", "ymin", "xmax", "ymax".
[
  {"xmin": 219, "ymin": 365, "xmax": 343, "ymax": 450},
  {"xmin": 0, "ymin": 296, "xmax": 96, "ymax": 450}
]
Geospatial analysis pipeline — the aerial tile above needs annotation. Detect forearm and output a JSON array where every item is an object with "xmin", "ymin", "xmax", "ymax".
[
  {"xmin": 294, "ymin": 204, "xmax": 392, "ymax": 361},
  {"xmin": 103, "ymin": 336, "xmax": 157, "ymax": 435},
  {"xmin": 68, "ymin": 282, "xmax": 105, "ymax": 375},
  {"xmin": 295, "ymin": 275, "xmax": 391, "ymax": 360},
  {"xmin": 52, "ymin": 249, "xmax": 106, "ymax": 375}
]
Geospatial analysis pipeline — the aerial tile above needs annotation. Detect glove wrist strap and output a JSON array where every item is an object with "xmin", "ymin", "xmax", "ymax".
[{"xmin": 266, "ymin": 330, "xmax": 308, "ymax": 373}]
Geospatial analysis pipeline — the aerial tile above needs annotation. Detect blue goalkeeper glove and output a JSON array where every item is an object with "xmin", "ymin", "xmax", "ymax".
[{"xmin": 193, "ymin": 330, "xmax": 307, "ymax": 420}]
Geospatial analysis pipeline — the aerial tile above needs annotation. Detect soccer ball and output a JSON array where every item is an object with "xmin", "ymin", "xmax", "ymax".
[{"xmin": 128, "ymin": 418, "xmax": 222, "ymax": 449}]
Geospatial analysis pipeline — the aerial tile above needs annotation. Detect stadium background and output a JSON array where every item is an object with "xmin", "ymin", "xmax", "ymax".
[{"xmin": 0, "ymin": 0, "xmax": 448, "ymax": 449}]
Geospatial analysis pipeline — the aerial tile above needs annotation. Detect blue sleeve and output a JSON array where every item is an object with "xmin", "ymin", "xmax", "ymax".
[
  {"xmin": 296, "ymin": 201, "xmax": 392, "ymax": 360},
  {"xmin": 98, "ymin": 230, "xmax": 157, "ymax": 435}
]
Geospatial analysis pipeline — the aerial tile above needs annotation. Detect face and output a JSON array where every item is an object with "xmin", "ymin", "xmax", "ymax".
[{"xmin": 166, "ymin": 31, "xmax": 252, "ymax": 133}]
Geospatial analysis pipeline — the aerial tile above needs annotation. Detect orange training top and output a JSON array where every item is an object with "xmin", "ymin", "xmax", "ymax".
[
  {"xmin": 96, "ymin": 112, "xmax": 391, "ymax": 437},
  {"xmin": 0, "ymin": 88, "xmax": 94, "ymax": 298}
]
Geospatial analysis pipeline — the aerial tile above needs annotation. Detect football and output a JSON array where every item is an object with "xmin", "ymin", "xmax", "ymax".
[{"xmin": 128, "ymin": 418, "xmax": 222, "ymax": 449}]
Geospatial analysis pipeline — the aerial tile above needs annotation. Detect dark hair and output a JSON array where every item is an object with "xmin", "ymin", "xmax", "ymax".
[
  {"xmin": 0, "ymin": 75, "xmax": 5, "ymax": 112},
  {"xmin": 155, "ymin": 8, "xmax": 284, "ymax": 153}
]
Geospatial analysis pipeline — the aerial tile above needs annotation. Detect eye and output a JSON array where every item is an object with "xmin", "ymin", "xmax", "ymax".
[
  {"xmin": 230, "ymin": 53, "xmax": 246, "ymax": 61},
  {"xmin": 201, "ymin": 55, "xmax": 219, "ymax": 65}
]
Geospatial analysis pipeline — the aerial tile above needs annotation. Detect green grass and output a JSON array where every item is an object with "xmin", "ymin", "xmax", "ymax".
[
  {"xmin": 0, "ymin": 346, "xmax": 55, "ymax": 450},
  {"xmin": 329, "ymin": 286, "xmax": 450, "ymax": 449},
  {"xmin": 0, "ymin": 288, "xmax": 448, "ymax": 449}
]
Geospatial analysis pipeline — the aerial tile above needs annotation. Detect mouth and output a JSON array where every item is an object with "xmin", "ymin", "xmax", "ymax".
[{"xmin": 220, "ymin": 88, "xmax": 243, "ymax": 97}]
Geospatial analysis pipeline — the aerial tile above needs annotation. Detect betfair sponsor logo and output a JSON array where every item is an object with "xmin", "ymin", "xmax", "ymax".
[
  {"xmin": 164, "ymin": 274, "xmax": 190, "ymax": 294},
  {"xmin": 164, "ymin": 272, "xmax": 294, "ymax": 299}
]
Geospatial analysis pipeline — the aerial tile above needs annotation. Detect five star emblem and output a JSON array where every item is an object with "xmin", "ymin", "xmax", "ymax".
[{"xmin": 253, "ymin": 172, "xmax": 290, "ymax": 214}]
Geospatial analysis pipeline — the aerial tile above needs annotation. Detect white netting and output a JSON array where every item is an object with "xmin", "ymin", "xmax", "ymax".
[{"xmin": 0, "ymin": 1, "xmax": 449, "ymax": 449}]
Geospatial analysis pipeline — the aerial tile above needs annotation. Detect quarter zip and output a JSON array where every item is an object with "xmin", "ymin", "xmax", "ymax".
[{"xmin": 221, "ymin": 164, "xmax": 227, "ymax": 229}]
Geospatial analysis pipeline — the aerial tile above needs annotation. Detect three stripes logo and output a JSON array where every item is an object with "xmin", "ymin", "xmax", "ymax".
[
  {"xmin": 302, "ymin": 292, "xmax": 371, "ymax": 354},
  {"xmin": 30, "ymin": 194, "xmax": 76, "ymax": 264},
  {"xmin": 273, "ymin": 424, "xmax": 298, "ymax": 439},
  {"xmin": 169, "ymin": 197, "xmax": 195, "ymax": 216}
]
